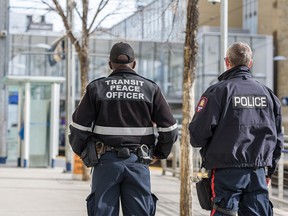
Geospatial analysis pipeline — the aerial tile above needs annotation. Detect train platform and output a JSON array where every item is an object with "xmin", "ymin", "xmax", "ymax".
[{"xmin": 0, "ymin": 163, "xmax": 287, "ymax": 216}]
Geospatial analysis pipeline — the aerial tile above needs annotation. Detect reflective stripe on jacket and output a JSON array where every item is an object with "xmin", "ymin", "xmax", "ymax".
[{"xmin": 69, "ymin": 69, "xmax": 178, "ymax": 159}]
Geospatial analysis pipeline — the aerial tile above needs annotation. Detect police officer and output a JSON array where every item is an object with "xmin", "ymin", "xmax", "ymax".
[
  {"xmin": 189, "ymin": 42, "xmax": 283, "ymax": 216},
  {"xmin": 69, "ymin": 42, "xmax": 178, "ymax": 216}
]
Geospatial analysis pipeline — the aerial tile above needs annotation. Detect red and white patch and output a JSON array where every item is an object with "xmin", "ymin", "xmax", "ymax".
[{"xmin": 196, "ymin": 97, "xmax": 208, "ymax": 112}]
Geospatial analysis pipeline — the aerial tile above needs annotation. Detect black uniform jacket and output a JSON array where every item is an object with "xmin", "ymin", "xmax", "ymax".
[
  {"xmin": 69, "ymin": 69, "xmax": 178, "ymax": 159},
  {"xmin": 189, "ymin": 66, "xmax": 283, "ymax": 177}
]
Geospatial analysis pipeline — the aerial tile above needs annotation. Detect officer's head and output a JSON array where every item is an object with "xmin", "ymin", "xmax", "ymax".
[
  {"xmin": 109, "ymin": 42, "xmax": 136, "ymax": 70},
  {"xmin": 225, "ymin": 42, "xmax": 253, "ymax": 70}
]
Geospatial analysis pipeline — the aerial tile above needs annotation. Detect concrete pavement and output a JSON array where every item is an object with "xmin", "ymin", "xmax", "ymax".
[
  {"xmin": 0, "ymin": 167, "xmax": 88, "ymax": 216},
  {"xmin": 0, "ymin": 162, "xmax": 287, "ymax": 216}
]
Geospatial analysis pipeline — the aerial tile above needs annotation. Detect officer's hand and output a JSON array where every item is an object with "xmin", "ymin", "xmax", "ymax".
[
  {"xmin": 150, "ymin": 156, "xmax": 158, "ymax": 165},
  {"xmin": 266, "ymin": 177, "xmax": 271, "ymax": 186}
]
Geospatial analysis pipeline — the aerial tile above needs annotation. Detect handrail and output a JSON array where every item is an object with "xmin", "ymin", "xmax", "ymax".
[
  {"xmin": 161, "ymin": 138, "xmax": 288, "ymax": 207},
  {"xmin": 284, "ymin": 135, "xmax": 288, "ymax": 143}
]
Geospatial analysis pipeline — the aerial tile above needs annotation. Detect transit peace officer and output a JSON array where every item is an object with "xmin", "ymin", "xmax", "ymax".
[
  {"xmin": 189, "ymin": 42, "xmax": 283, "ymax": 216},
  {"xmin": 69, "ymin": 42, "xmax": 178, "ymax": 216}
]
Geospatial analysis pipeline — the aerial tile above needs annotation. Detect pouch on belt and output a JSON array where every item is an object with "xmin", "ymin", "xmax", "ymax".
[{"xmin": 80, "ymin": 140, "xmax": 100, "ymax": 167}]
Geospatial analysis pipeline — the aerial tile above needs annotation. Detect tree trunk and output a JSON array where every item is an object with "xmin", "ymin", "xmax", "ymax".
[
  {"xmin": 79, "ymin": 29, "xmax": 90, "ymax": 181},
  {"xmin": 180, "ymin": 0, "xmax": 199, "ymax": 215},
  {"xmin": 49, "ymin": 0, "xmax": 115, "ymax": 181},
  {"xmin": 79, "ymin": 47, "xmax": 89, "ymax": 95}
]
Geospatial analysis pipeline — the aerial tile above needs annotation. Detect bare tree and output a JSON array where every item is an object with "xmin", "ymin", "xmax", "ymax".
[
  {"xmin": 180, "ymin": 0, "xmax": 199, "ymax": 215},
  {"xmin": 44, "ymin": 0, "xmax": 114, "ymax": 94},
  {"xmin": 41, "ymin": 0, "xmax": 124, "ymax": 180}
]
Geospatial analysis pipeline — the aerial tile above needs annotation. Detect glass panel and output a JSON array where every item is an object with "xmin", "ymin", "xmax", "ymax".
[
  {"xmin": 204, "ymin": 35, "xmax": 220, "ymax": 75},
  {"xmin": 154, "ymin": 43, "xmax": 169, "ymax": 92},
  {"xmin": 89, "ymin": 55, "xmax": 110, "ymax": 80},
  {"xmin": 168, "ymin": 43, "xmax": 183, "ymax": 99},
  {"xmin": 251, "ymin": 37, "xmax": 269, "ymax": 84},
  {"xmin": 29, "ymin": 84, "xmax": 51, "ymax": 167},
  {"xmin": 6, "ymin": 86, "xmax": 20, "ymax": 164},
  {"xmin": 139, "ymin": 41, "xmax": 155, "ymax": 80},
  {"xmin": 196, "ymin": 34, "xmax": 272, "ymax": 104},
  {"xmin": 195, "ymin": 74, "xmax": 218, "ymax": 102},
  {"xmin": 8, "ymin": 34, "xmax": 273, "ymax": 120},
  {"xmin": 9, "ymin": 34, "xmax": 65, "ymax": 77}
]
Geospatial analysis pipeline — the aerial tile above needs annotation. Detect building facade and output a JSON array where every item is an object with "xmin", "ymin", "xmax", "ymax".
[
  {"xmin": 108, "ymin": 0, "xmax": 288, "ymax": 130},
  {"xmin": 1, "ymin": 0, "xmax": 287, "ymax": 166},
  {"xmin": 256, "ymin": 0, "xmax": 288, "ymax": 130}
]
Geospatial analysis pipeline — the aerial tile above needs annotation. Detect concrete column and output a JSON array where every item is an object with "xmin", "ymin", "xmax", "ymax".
[
  {"xmin": 220, "ymin": 0, "xmax": 228, "ymax": 73},
  {"xmin": 0, "ymin": 90, "xmax": 7, "ymax": 163},
  {"xmin": 65, "ymin": 0, "xmax": 75, "ymax": 172},
  {"xmin": 50, "ymin": 83, "xmax": 60, "ymax": 168},
  {"xmin": 23, "ymin": 82, "xmax": 31, "ymax": 168},
  {"xmin": 17, "ymin": 86, "xmax": 23, "ymax": 167},
  {"xmin": 0, "ymin": 0, "xmax": 9, "ymax": 164}
]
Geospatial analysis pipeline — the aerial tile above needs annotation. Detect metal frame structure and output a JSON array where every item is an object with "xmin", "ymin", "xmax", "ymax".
[{"xmin": 2, "ymin": 75, "xmax": 65, "ymax": 167}]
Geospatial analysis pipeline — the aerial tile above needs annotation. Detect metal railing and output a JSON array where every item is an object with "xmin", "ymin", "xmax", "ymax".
[
  {"xmin": 161, "ymin": 135, "xmax": 288, "ymax": 207},
  {"xmin": 160, "ymin": 140, "xmax": 201, "ymax": 179},
  {"xmin": 161, "ymin": 139, "xmax": 180, "ymax": 177},
  {"xmin": 269, "ymin": 136, "xmax": 288, "ymax": 207}
]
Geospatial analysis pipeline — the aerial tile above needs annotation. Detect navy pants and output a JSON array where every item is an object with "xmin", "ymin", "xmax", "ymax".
[
  {"xmin": 210, "ymin": 167, "xmax": 273, "ymax": 216},
  {"xmin": 86, "ymin": 151, "xmax": 155, "ymax": 216}
]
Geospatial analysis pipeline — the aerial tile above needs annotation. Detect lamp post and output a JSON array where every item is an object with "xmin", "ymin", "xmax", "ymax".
[
  {"xmin": 65, "ymin": 0, "xmax": 75, "ymax": 172},
  {"xmin": 220, "ymin": 0, "xmax": 228, "ymax": 73},
  {"xmin": 208, "ymin": 0, "xmax": 228, "ymax": 73},
  {"xmin": 0, "ymin": 0, "xmax": 9, "ymax": 164}
]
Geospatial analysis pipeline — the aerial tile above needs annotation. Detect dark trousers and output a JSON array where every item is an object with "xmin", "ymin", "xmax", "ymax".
[
  {"xmin": 86, "ymin": 151, "xmax": 154, "ymax": 216},
  {"xmin": 210, "ymin": 167, "xmax": 272, "ymax": 216}
]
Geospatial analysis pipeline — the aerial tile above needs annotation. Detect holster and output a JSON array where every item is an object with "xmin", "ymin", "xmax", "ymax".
[
  {"xmin": 80, "ymin": 140, "xmax": 99, "ymax": 167},
  {"xmin": 195, "ymin": 177, "xmax": 212, "ymax": 210},
  {"xmin": 196, "ymin": 177, "xmax": 238, "ymax": 215},
  {"xmin": 137, "ymin": 144, "xmax": 153, "ymax": 164}
]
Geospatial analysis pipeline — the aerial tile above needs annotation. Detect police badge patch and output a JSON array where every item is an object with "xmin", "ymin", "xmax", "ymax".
[{"xmin": 196, "ymin": 97, "xmax": 208, "ymax": 112}]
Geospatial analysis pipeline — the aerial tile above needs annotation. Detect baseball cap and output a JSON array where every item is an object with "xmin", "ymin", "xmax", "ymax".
[{"xmin": 109, "ymin": 42, "xmax": 135, "ymax": 64}]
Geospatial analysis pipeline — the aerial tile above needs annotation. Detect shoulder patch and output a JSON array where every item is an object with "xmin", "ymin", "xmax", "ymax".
[{"xmin": 196, "ymin": 97, "xmax": 208, "ymax": 112}]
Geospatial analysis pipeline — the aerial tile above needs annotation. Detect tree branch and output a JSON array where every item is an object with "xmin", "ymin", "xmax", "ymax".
[
  {"xmin": 159, "ymin": 0, "xmax": 175, "ymax": 18},
  {"xmin": 166, "ymin": 0, "xmax": 180, "ymax": 42},
  {"xmin": 89, "ymin": 12, "xmax": 116, "ymax": 35},
  {"xmin": 51, "ymin": 0, "xmax": 81, "ymax": 53},
  {"xmin": 88, "ymin": 0, "xmax": 110, "ymax": 33},
  {"xmin": 41, "ymin": 0, "xmax": 56, "ymax": 11},
  {"xmin": 74, "ymin": 2, "xmax": 83, "ymax": 21},
  {"xmin": 92, "ymin": 28, "xmax": 121, "ymax": 38}
]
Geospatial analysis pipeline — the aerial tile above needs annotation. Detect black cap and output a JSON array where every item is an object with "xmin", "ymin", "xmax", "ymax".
[{"xmin": 109, "ymin": 42, "xmax": 135, "ymax": 64}]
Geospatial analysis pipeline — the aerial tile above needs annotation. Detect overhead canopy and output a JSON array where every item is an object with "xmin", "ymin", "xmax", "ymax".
[{"xmin": 2, "ymin": 75, "xmax": 65, "ymax": 85}]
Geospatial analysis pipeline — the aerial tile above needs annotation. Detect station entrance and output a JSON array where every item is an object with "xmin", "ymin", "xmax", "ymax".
[{"xmin": 3, "ymin": 75, "xmax": 65, "ymax": 167}]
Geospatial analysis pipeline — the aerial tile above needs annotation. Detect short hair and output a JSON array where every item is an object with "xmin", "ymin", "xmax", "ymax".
[{"xmin": 226, "ymin": 42, "xmax": 253, "ymax": 67}]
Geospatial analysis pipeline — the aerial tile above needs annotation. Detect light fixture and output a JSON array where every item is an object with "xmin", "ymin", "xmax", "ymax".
[
  {"xmin": 273, "ymin": 56, "xmax": 287, "ymax": 61},
  {"xmin": 208, "ymin": 0, "xmax": 221, "ymax": 4}
]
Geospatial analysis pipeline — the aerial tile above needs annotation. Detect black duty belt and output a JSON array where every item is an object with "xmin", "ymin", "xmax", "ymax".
[
  {"xmin": 95, "ymin": 143, "xmax": 153, "ymax": 163},
  {"xmin": 105, "ymin": 145, "xmax": 138, "ymax": 153},
  {"xmin": 102, "ymin": 145, "xmax": 140, "ymax": 159}
]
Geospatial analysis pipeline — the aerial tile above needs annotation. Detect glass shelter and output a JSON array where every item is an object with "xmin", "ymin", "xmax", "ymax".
[{"xmin": 3, "ymin": 75, "xmax": 65, "ymax": 167}]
